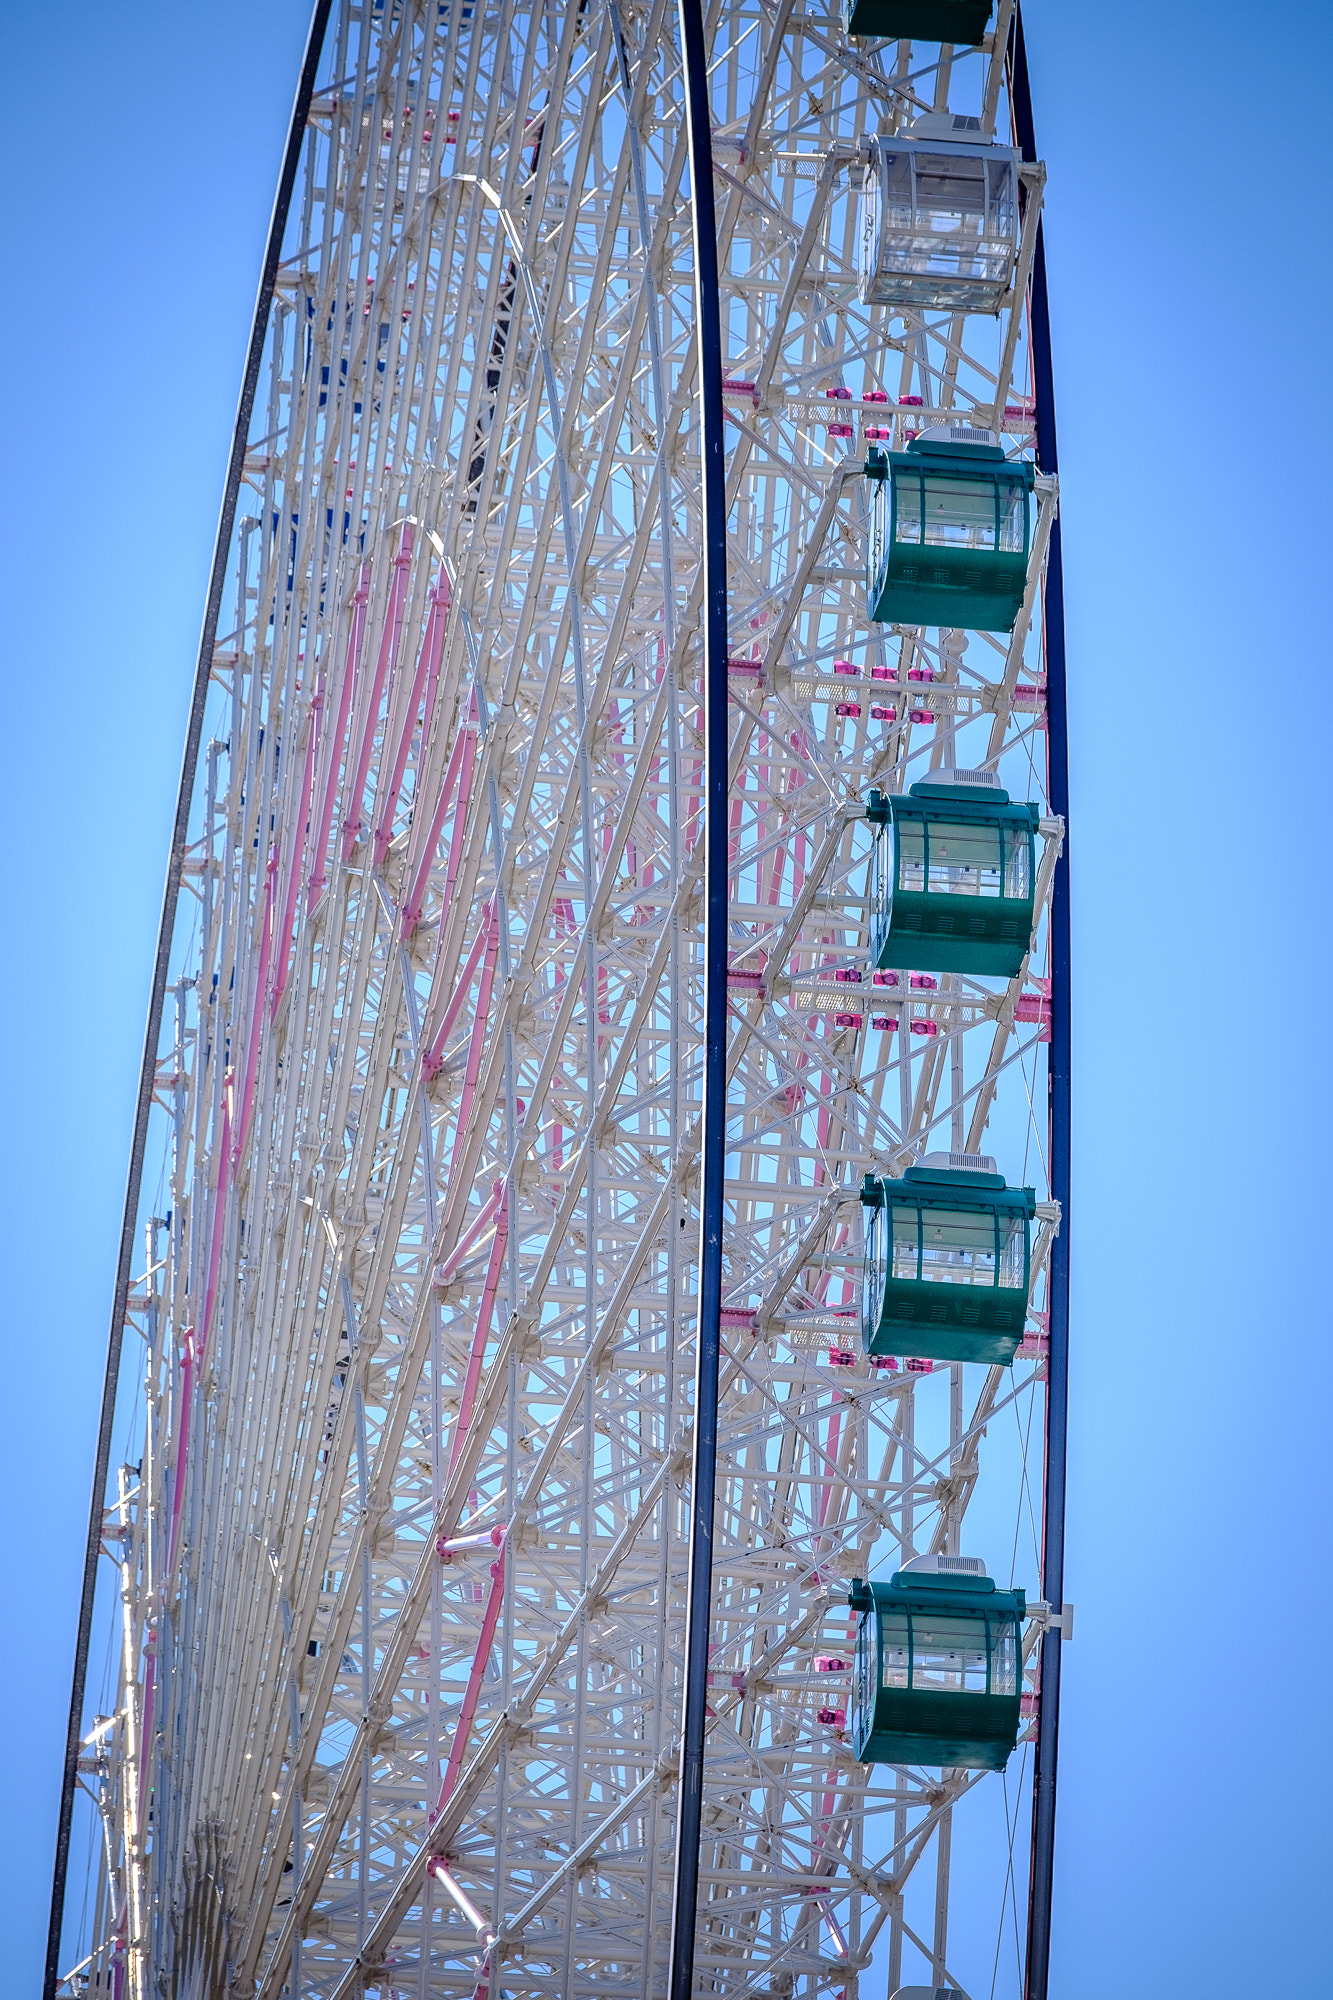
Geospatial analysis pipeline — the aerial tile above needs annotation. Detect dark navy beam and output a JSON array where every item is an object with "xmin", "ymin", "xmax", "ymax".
[{"xmin": 667, "ymin": 1, "xmax": 729, "ymax": 1997}]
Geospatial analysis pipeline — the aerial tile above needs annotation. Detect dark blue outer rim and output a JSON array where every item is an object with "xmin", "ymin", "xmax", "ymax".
[
  {"xmin": 43, "ymin": 6, "xmax": 335, "ymax": 1993},
  {"xmin": 667, "ymin": 0, "xmax": 730, "ymax": 1995},
  {"xmin": 1009, "ymin": 6, "xmax": 1072, "ymax": 1997},
  {"xmin": 667, "ymin": 6, "xmax": 1070, "ymax": 1993}
]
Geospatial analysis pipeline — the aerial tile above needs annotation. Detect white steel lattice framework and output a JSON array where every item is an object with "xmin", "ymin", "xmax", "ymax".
[{"xmin": 52, "ymin": 3, "xmax": 1071, "ymax": 1997}]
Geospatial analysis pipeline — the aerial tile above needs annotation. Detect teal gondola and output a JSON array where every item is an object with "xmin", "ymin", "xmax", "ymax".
[
  {"xmin": 861, "ymin": 1156, "xmax": 1035, "ymax": 1365},
  {"xmin": 849, "ymin": 1557, "xmax": 1025, "ymax": 1769},
  {"xmin": 846, "ymin": 1, "xmax": 993, "ymax": 42},
  {"xmin": 867, "ymin": 768, "xmax": 1039, "ymax": 978},
  {"xmin": 864, "ymin": 430, "xmax": 1033, "ymax": 631}
]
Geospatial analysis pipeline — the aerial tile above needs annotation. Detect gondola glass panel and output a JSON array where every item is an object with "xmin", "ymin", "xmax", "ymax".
[
  {"xmin": 862, "ymin": 1199, "xmax": 885, "ymax": 1335},
  {"xmin": 861, "ymin": 1159, "xmax": 1035, "ymax": 1365},
  {"xmin": 919, "ymin": 475, "xmax": 997, "ymax": 547},
  {"xmin": 1004, "ymin": 823, "xmax": 1031, "ymax": 899},
  {"xmin": 863, "ymin": 436, "xmax": 1034, "ymax": 631},
  {"xmin": 999, "ymin": 1211, "xmax": 1026, "ymax": 1290},
  {"xmin": 920, "ymin": 1209, "xmax": 997, "ymax": 1286},
  {"xmin": 859, "ymin": 128, "xmax": 1018, "ymax": 314},
  {"xmin": 999, "ymin": 479, "xmax": 1026, "ymax": 552},
  {"xmin": 845, "ymin": 0, "xmax": 994, "ymax": 42},
  {"xmin": 880, "ymin": 1611, "xmax": 910, "ymax": 1688},
  {"xmin": 926, "ymin": 821, "xmax": 1002, "ymax": 897},
  {"xmin": 891, "ymin": 814, "xmax": 926, "ymax": 896},
  {"xmin": 867, "ymin": 773, "xmax": 1039, "ymax": 977},
  {"xmin": 989, "ymin": 1613, "xmax": 1017, "ymax": 1696},
  {"xmin": 912, "ymin": 1615, "xmax": 989, "ymax": 1692},
  {"xmin": 891, "ymin": 1203, "xmax": 919, "ymax": 1281},
  {"xmin": 849, "ymin": 1568, "xmax": 1026, "ymax": 1769}
]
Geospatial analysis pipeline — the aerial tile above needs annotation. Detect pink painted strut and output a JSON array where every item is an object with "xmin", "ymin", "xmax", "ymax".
[
  {"xmin": 166, "ymin": 1033, "xmax": 235, "ymax": 1603},
  {"xmin": 271, "ymin": 680, "xmax": 323, "ymax": 1021},
  {"xmin": 426, "ymin": 1859, "xmax": 492, "ymax": 1939},
  {"xmin": 342, "ymin": 526, "xmax": 414, "ymax": 859},
  {"xmin": 137, "ymin": 1619, "xmax": 158, "ymax": 1819},
  {"xmin": 307, "ymin": 564, "xmax": 370, "ymax": 908},
  {"xmin": 437, "ymin": 1525, "xmax": 507, "ymax": 1559},
  {"xmin": 165, "ymin": 1328, "xmax": 198, "ymax": 1582},
  {"xmin": 373, "ymin": 566, "xmax": 451, "ymax": 866},
  {"xmin": 447, "ymin": 1194, "xmax": 510, "ymax": 1481},
  {"xmin": 401, "ymin": 696, "xmax": 477, "ymax": 937},
  {"xmin": 434, "ymin": 1176, "xmax": 505, "ymax": 1291},
  {"xmin": 199, "ymin": 1086, "xmax": 233, "ymax": 1365},
  {"xmin": 434, "ymin": 1536, "xmax": 507, "ymax": 1816},
  {"xmin": 231, "ymin": 846, "xmax": 278, "ymax": 1168},
  {"xmin": 441, "ymin": 911, "xmax": 500, "ymax": 1184},
  {"xmin": 421, "ymin": 899, "xmax": 496, "ymax": 1082}
]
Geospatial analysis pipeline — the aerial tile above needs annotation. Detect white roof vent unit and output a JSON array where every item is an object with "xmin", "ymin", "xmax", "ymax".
[
  {"xmin": 921, "ymin": 1150, "xmax": 999, "ymax": 1177},
  {"xmin": 898, "ymin": 1553, "xmax": 987, "ymax": 1577},
  {"xmin": 907, "ymin": 111, "xmax": 990, "ymax": 142},
  {"xmin": 915, "ymin": 421, "xmax": 1001, "ymax": 451},
  {"xmin": 916, "ymin": 764, "xmax": 1003, "ymax": 791}
]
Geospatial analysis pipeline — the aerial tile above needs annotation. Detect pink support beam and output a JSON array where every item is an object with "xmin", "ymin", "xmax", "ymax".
[
  {"xmin": 426, "ymin": 1859, "xmax": 492, "ymax": 1940},
  {"xmin": 372, "ymin": 565, "xmax": 451, "ymax": 866},
  {"xmin": 437, "ymin": 1524, "xmax": 507, "ymax": 1559},
  {"xmin": 231, "ymin": 846, "xmax": 279, "ymax": 1168},
  {"xmin": 400, "ymin": 693, "xmax": 477, "ymax": 938},
  {"xmin": 197, "ymin": 1079, "xmax": 233, "ymax": 1370},
  {"xmin": 307, "ymin": 564, "xmax": 370, "ymax": 909},
  {"xmin": 814, "ymin": 1891, "xmax": 849, "ymax": 1958},
  {"xmin": 816, "ymin": 1399, "xmax": 844, "ymax": 1536},
  {"xmin": 136, "ymin": 1622, "xmax": 157, "ymax": 1824},
  {"xmin": 342, "ymin": 526, "xmax": 414, "ymax": 859},
  {"xmin": 270, "ymin": 679, "xmax": 323, "ymax": 1020},
  {"xmin": 447, "ymin": 1195, "xmax": 510, "ymax": 1481},
  {"xmin": 812, "ymin": 1762, "xmax": 844, "ymax": 1875},
  {"xmin": 764, "ymin": 749, "xmax": 808, "ymax": 909},
  {"xmin": 440, "ymin": 907, "xmax": 500, "ymax": 1184},
  {"xmin": 433, "ymin": 1176, "xmax": 505, "ymax": 1292},
  {"xmin": 432, "ymin": 1534, "xmax": 507, "ymax": 1818},
  {"xmin": 421, "ymin": 899, "xmax": 496, "ymax": 1082},
  {"xmin": 163, "ymin": 1023, "xmax": 232, "ymax": 1597},
  {"xmin": 164, "ymin": 1330, "xmax": 197, "ymax": 1583}
]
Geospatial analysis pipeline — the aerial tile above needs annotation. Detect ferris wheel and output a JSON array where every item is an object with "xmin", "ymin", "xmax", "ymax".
[{"xmin": 48, "ymin": 3, "xmax": 1071, "ymax": 1998}]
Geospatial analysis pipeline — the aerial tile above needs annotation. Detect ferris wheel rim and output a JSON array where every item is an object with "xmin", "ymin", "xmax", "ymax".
[
  {"xmin": 41, "ymin": 6, "xmax": 337, "ymax": 1994},
  {"xmin": 50, "ymin": 5, "xmax": 1074, "ymax": 1994}
]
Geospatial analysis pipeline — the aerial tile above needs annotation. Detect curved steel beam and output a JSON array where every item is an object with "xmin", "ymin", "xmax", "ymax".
[
  {"xmin": 1010, "ymin": 7, "xmax": 1072, "ymax": 1997},
  {"xmin": 667, "ymin": 0, "xmax": 729, "ymax": 1995},
  {"xmin": 42, "ymin": 6, "xmax": 334, "ymax": 1993}
]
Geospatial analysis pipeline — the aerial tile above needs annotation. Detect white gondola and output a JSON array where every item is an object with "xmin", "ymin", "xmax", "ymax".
[{"xmin": 860, "ymin": 113, "xmax": 1020, "ymax": 314}]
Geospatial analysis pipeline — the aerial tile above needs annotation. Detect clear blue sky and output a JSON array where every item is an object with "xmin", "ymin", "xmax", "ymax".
[{"xmin": 2, "ymin": 2, "xmax": 1328, "ymax": 1993}]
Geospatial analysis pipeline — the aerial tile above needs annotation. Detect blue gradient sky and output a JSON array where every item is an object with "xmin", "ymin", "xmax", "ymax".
[{"xmin": 2, "ymin": 2, "xmax": 1329, "ymax": 1992}]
